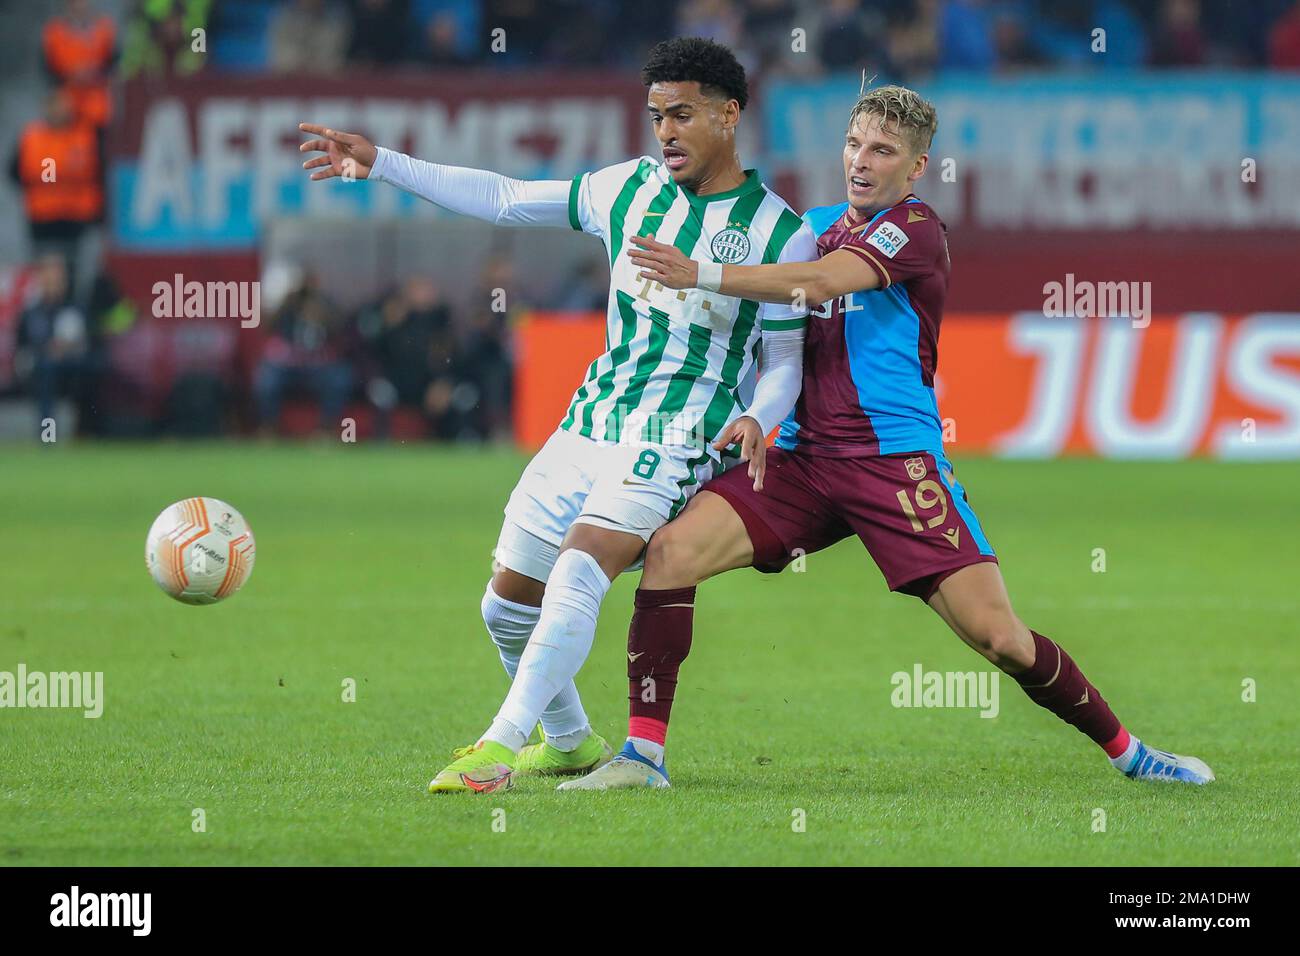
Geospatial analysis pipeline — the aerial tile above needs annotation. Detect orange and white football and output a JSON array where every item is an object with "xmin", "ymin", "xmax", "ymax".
[{"xmin": 145, "ymin": 498, "xmax": 256, "ymax": 605}]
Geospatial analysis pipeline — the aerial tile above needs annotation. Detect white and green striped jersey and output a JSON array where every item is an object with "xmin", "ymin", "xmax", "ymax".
[{"xmin": 560, "ymin": 155, "xmax": 817, "ymax": 457}]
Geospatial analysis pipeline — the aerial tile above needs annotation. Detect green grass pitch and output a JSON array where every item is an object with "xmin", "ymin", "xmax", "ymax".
[{"xmin": 1, "ymin": 443, "xmax": 1297, "ymax": 866}]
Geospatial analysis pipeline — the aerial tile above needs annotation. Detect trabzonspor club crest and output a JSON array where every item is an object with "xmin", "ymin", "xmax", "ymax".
[{"xmin": 710, "ymin": 224, "xmax": 751, "ymax": 263}]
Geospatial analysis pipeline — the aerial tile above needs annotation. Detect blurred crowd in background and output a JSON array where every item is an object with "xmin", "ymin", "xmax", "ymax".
[
  {"xmin": 8, "ymin": 249, "xmax": 521, "ymax": 441},
  {"xmin": 6, "ymin": 0, "xmax": 1300, "ymax": 442},
  {"xmin": 155, "ymin": 0, "xmax": 1300, "ymax": 76}
]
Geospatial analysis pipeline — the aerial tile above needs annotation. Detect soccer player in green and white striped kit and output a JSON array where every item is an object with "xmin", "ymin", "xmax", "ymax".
[{"xmin": 299, "ymin": 37, "xmax": 817, "ymax": 793}]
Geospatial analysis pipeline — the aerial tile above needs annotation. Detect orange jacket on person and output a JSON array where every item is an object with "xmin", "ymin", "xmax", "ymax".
[
  {"xmin": 42, "ymin": 13, "xmax": 117, "ymax": 127},
  {"xmin": 15, "ymin": 119, "xmax": 103, "ymax": 224}
]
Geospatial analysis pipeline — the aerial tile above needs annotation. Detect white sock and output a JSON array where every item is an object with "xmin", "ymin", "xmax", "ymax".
[
  {"xmin": 1109, "ymin": 734, "xmax": 1141, "ymax": 771},
  {"xmin": 488, "ymin": 549, "xmax": 611, "ymax": 752},
  {"xmin": 481, "ymin": 584, "xmax": 590, "ymax": 740},
  {"xmin": 545, "ymin": 727, "xmax": 593, "ymax": 753},
  {"xmin": 483, "ymin": 716, "xmax": 528, "ymax": 751},
  {"xmin": 627, "ymin": 736, "xmax": 664, "ymax": 765}
]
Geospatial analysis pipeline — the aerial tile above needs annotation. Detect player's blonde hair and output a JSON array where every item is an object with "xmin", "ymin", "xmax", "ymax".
[{"xmin": 848, "ymin": 84, "xmax": 938, "ymax": 155}]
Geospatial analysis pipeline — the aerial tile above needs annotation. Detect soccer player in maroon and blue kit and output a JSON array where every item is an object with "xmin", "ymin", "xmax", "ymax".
[{"xmin": 560, "ymin": 85, "xmax": 1215, "ymax": 790}]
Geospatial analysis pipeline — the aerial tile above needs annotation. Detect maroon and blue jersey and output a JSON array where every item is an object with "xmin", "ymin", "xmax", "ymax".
[
  {"xmin": 776, "ymin": 195, "xmax": 949, "ymax": 458},
  {"xmin": 705, "ymin": 193, "xmax": 995, "ymax": 594}
]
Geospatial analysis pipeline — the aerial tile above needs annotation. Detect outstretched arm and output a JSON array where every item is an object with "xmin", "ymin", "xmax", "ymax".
[
  {"xmin": 299, "ymin": 123, "xmax": 571, "ymax": 227},
  {"xmin": 628, "ymin": 233, "xmax": 879, "ymax": 304}
]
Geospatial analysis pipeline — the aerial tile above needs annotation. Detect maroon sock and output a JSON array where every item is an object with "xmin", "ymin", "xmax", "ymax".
[
  {"xmin": 1014, "ymin": 631, "xmax": 1126, "ymax": 752},
  {"xmin": 626, "ymin": 586, "xmax": 696, "ymax": 744}
]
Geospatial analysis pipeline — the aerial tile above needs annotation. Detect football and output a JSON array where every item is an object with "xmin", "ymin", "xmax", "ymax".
[{"xmin": 145, "ymin": 497, "xmax": 256, "ymax": 605}]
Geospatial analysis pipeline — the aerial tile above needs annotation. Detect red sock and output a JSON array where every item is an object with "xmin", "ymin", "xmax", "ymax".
[
  {"xmin": 1014, "ymin": 631, "xmax": 1127, "ymax": 752},
  {"xmin": 626, "ymin": 586, "xmax": 696, "ymax": 744}
]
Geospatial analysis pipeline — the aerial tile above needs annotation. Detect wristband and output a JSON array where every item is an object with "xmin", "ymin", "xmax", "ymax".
[{"xmin": 697, "ymin": 259, "xmax": 723, "ymax": 292}]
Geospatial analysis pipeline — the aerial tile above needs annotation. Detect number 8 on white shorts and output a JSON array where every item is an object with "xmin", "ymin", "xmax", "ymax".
[{"xmin": 493, "ymin": 428, "xmax": 720, "ymax": 581}]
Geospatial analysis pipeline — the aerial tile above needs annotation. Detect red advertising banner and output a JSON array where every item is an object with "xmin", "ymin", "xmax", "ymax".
[
  {"xmin": 515, "ymin": 312, "xmax": 1300, "ymax": 459},
  {"xmin": 109, "ymin": 72, "xmax": 650, "ymax": 251},
  {"xmin": 104, "ymin": 71, "xmax": 654, "ymax": 339},
  {"xmin": 106, "ymin": 72, "xmax": 1300, "ymax": 313}
]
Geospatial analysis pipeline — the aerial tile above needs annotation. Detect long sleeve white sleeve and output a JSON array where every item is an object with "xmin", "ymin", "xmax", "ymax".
[
  {"xmin": 369, "ymin": 146, "xmax": 572, "ymax": 227},
  {"xmin": 736, "ymin": 327, "xmax": 805, "ymax": 435}
]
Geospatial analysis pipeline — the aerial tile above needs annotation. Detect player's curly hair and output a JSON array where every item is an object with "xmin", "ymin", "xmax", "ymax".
[{"xmin": 641, "ymin": 37, "xmax": 749, "ymax": 111}]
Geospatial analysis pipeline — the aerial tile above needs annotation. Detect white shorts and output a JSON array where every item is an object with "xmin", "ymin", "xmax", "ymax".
[{"xmin": 493, "ymin": 428, "xmax": 719, "ymax": 583}]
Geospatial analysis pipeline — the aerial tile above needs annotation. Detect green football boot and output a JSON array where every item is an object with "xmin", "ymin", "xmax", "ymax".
[
  {"xmin": 427, "ymin": 740, "xmax": 516, "ymax": 794},
  {"xmin": 514, "ymin": 730, "xmax": 614, "ymax": 777}
]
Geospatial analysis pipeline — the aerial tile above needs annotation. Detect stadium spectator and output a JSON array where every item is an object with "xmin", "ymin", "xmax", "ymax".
[
  {"xmin": 347, "ymin": 0, "xmax": 413, "ymax": 65},
  {"xmin": 88, "ymin": 271, "xmax": 139, "ymax": 340},
  {"xmin": 269, "ymin": 0, "xmax": 350, "ymax": 74},
  {"xmin": 253, "ymin": 271, "xmax": 353, "ymax": 436},
  {"xmin": 69, "ymin": 271, "xmax": 132, "ymax": 436},
  {"xmin": 356, "ymin": 276, "xmax": 457, "ymax": 437},
  {"xmin": 10, "ymin": 90, "xmax": 105, "ymax": 307},
  {"xmin": 13, "ymin": 255, "xmax": 89, "ymax": 432},
  {"xmin": 42, "ymin": 0, "xmax": 118, "ymax": 129},
  {"xmin": 410, "ymin": 0, "xmax": 482, "ymax": 63},
  {"xmin": 1270, "ymin": 0, "xmax": 1300, "ymax": 68},
  {"xmin": 423, "ymin": 10, "xmax": 474, "ymax": 65},
  {"xmin": 991, "ymin": 6, "xmax": 1047, "ymax": 70},
  {"xmin": 449, "ymin": 253, "xmax": 517, "ymax": 441},
  {"xmin": 453, "ymin": 311, "xmax": 511, "ymax": 441},
  {"xmin": 883, "ymin": 0, "xmax": 939, "ymax": 81},
  {"xmin": 120, "ymin": 0, "xmax": 209, "ymax": 77},
  {"xmin": 1149, "ymin": 0, "xmax": 1206, "ymax": 66},
  {"xmin": 1220, "ymin": 0, "xmax": 1296, "ymax": 66}
]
